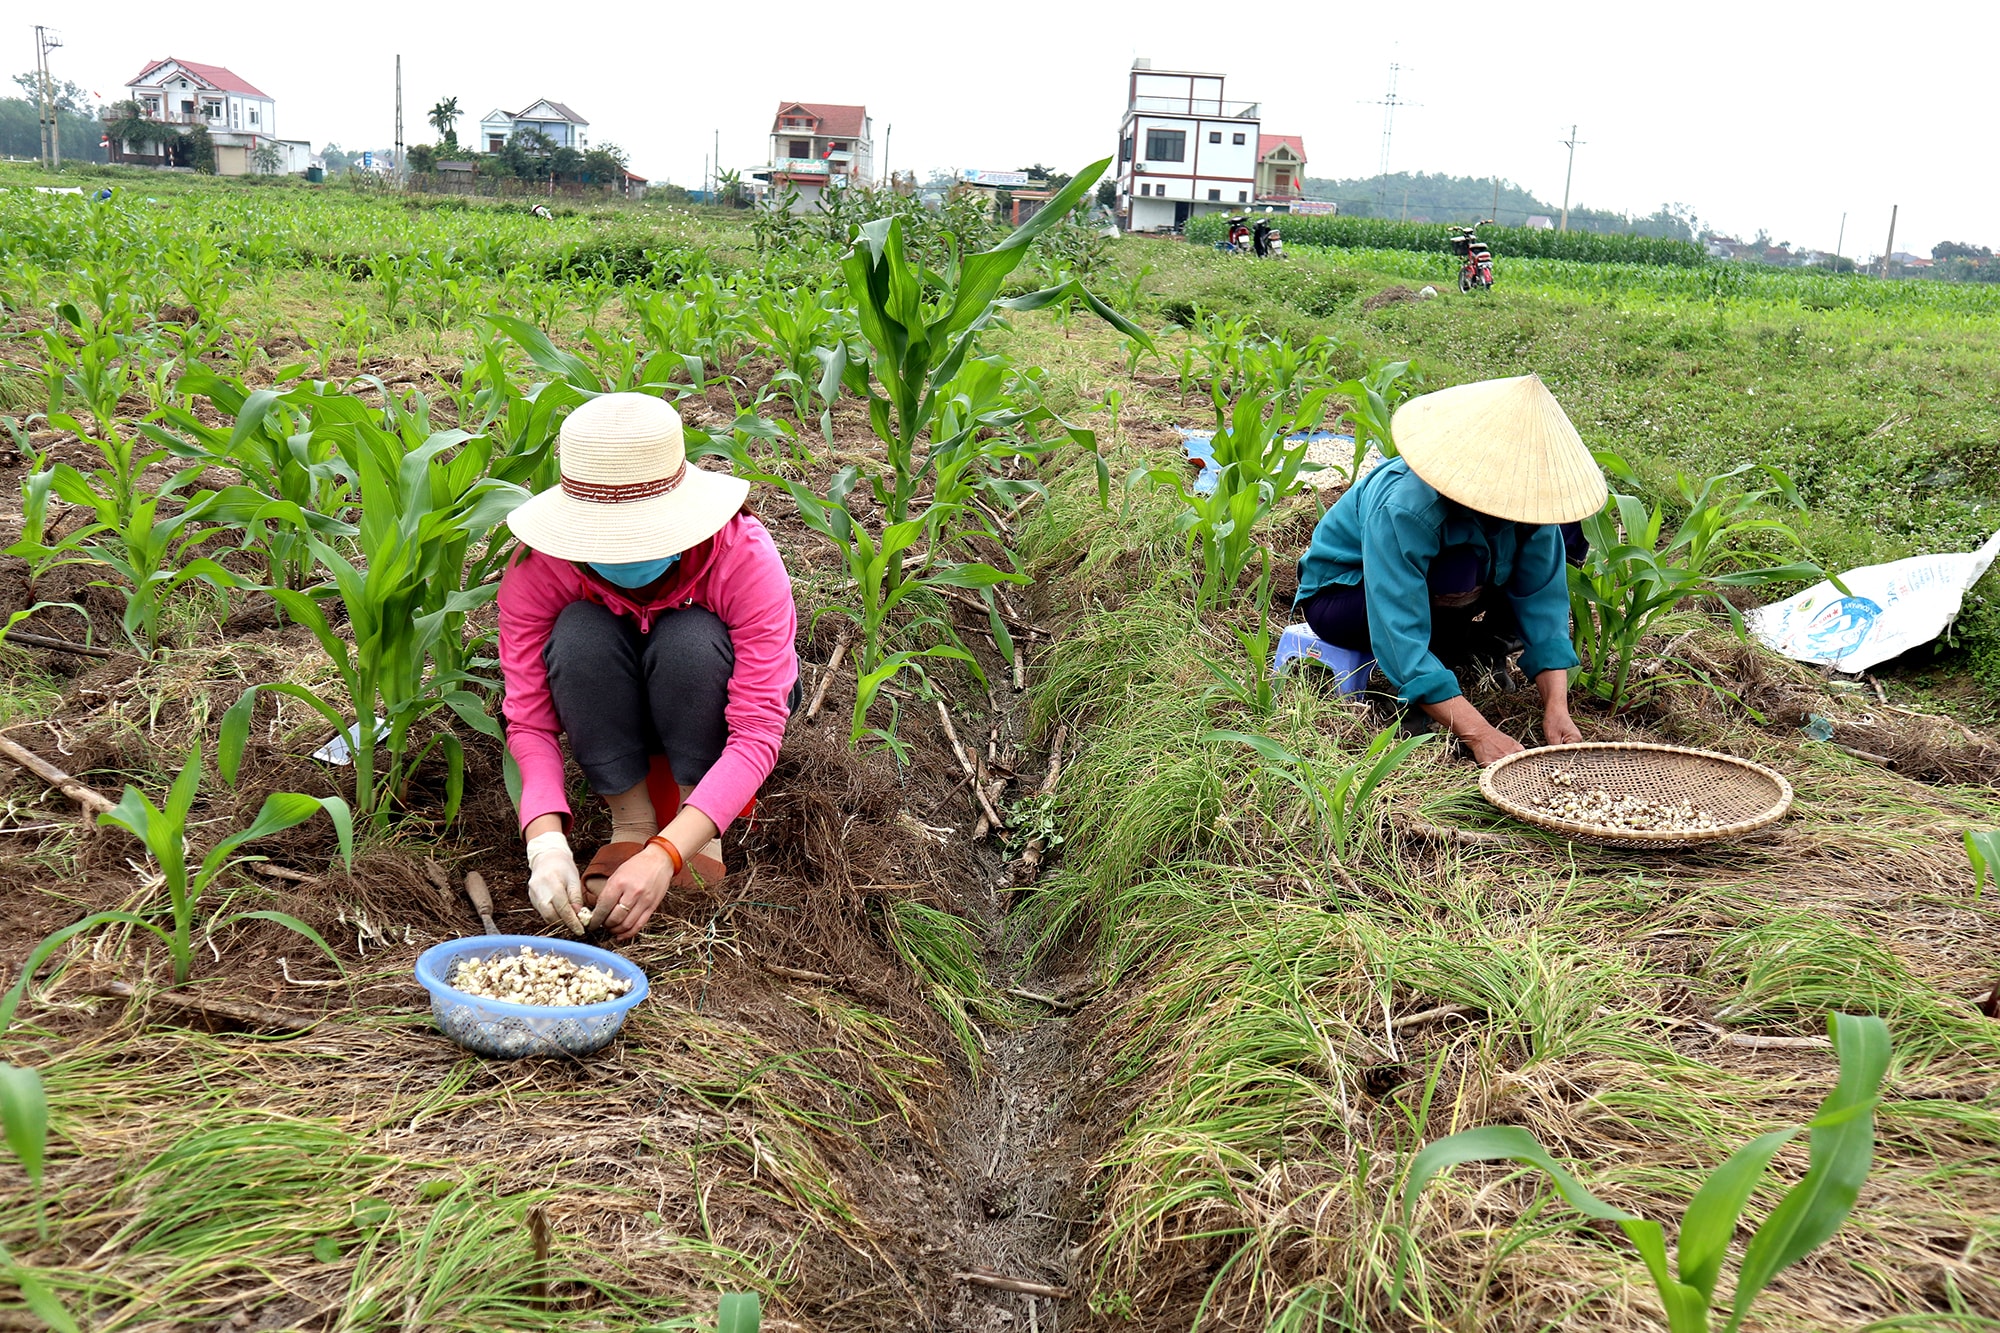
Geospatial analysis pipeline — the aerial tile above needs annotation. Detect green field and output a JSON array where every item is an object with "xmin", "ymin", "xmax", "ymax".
[{"xmin": 0, "ymin": 163, "xmax": 1996, "ymax": 1332}]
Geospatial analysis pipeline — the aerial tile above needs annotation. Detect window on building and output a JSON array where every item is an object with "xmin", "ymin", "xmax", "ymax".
[
  {"xmin": 1144, "ymin": 128, "xmax": 1185, "ymax": 162},
  {"xmin": 1208, "ymin": 188, "xmax": 1221, "ymax": 201},
  {"xmin": 788, "ymin": 138, "xmax": 810, "ymax": 158},
  {"xmin": 1208, "ymin": 131, "xmax": 1221, "ymax": 143},
  {"xmin": 1238, "ymin": 190, "xmax": 1248, "ymax": 202},
  {"xmin": 489, "ymin": 136, "xmax": 504, "ymax": 152},
  {"xmin": 248, "ymin": 107, "xmax": 258, "ymax": 125},
  {"xmin": 830, "ymin": 142, "xmax": 846, "ymax": 152},
  {"xmin": 180, "ymin": 99, "xmax": 195, "ymax": 117},
  {"xmin": 1138, "ymin": 183, "xmax": 1150, "ymax": 196},
  {"xmin": 1232, "ymin": 132, "xmax": 1246, "ymax": 145},
  {"xmin": 141, "ymin": 96, "xmax": 159, "ymax": 116},
  {"xmin": 1119, "ymin": 135, "xmax": 1132, "ymax": 162},
  {"xmin": 201, "ymin": 99, "xmax": 222, "ymax": 119}
]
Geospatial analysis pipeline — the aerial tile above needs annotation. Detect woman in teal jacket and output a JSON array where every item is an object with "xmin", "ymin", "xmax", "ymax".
[{"xmin": 1295, "ymin": 374, "xmax": 1607, "ymax": 763}]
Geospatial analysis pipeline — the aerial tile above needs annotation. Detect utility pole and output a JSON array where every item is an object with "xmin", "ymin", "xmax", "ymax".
[
  {"xmin": 1832, "ymin": 212, "xmax": 1846, "ymax": 271},
  {"xmin": 713, "ymin": 127, "xmax": 719, "ymax": 198},
  {"xmin": 393, "ymin": 55, "xmax": 403, "ymax": 184},
  {"xmin": 1879, "ymin": 204, "xmax": 1898, "ymax": 279},
  {"xmin": 1558, "ymin": 124, "xmax": 1585, "ymax": 232},
  {"xmin": 882, "ymin": 123, "xmax": 891, "ymax": 188},
  {"xmin": 34, "ymin": 26, "xmax": 63, "ymax": 170},
  {"xmin": 1491, "ymin": 175, "xmax": 1500, "ymax": 224}
]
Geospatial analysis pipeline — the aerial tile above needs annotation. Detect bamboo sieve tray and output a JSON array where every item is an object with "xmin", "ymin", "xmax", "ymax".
[{"xmin": 1479, "ymin": 742, "xmax": 1794, "ymax": 848}]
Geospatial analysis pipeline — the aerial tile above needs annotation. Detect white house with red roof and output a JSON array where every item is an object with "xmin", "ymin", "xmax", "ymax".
[
  {"xmin": 116, "ymin": 56, "xmax": 309, "ymax": 175},
  {"xmin": 1255, "ymin": 134, "xmax": 1306, "ymax": 204},
  {"xmin": 758, "ymin": 102, "xmax": 873, "ymax": 212},
  {"xmin": 124, "ymin": 57, "xmax": 274, "ymax": 137}
]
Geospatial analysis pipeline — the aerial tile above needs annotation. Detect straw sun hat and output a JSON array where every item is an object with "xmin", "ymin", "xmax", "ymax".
[
  {"xmin": 507, "ymin": 393, "xmax": 749, "ymax": 563},
  {"xmin": 1389, "ymin": 374, "xmax": 1607, "ymax": 525}
]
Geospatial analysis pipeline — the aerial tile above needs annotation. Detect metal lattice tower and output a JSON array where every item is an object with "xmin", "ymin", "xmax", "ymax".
[{"xmin": 1359, "ymin": 62, "xmax": 1418, "ymax": 203}]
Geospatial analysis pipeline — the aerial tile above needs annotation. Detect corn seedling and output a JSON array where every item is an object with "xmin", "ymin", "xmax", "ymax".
[
  {"xmin": 1198, "ymin": 546, "xmax": 1280, "ymax": 717},
  {"xmin": 220, "ymin": 403, "xmax": 529, "ymax": 823},
  {"xmin": 1333, "ymin": 355, "xmax": 1416, "ymax": 483},
  {"xmin": 1398, "ymin": 1012, "xmax": 1892, "ymax": 1333},
  {"xmin": 1968, "ymin": 830, "xmax": 1999, "ymax": 902},
  {"xmin": 1570, "ymin": 461, "xmax": 1827, "ymax": 711},
  {"xmin": 1128, "ymin": 377, "xmax": 1332, "ymax": 610},
  {"xmin": 0, "ymin": 741, "xmax": 352, "ymax": 1032},
  {"xmin": 145, "ymin": 370, "xmax": 360, "ymax": 589},
  {"xmin": 9, "ymin": 462, "xmax": 247, "ymax": 651},
  {"xmin": 1204, "ymin": 723, "xmax": 1432, "ymax": 870}
]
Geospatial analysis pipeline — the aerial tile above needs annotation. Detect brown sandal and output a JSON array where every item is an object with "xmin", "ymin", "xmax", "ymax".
[{"xmin": 582, "ymin": 841, "xmax": 645, "ymax": 895}]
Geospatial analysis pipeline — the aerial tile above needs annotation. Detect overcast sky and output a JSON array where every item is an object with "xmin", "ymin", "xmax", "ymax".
[{"xmin": 47, "ymin": 0, "xmax": 1986, "ymax": 256}]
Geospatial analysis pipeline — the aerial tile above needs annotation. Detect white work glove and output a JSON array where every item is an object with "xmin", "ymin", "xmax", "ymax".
[{"xmin": 525, "ymin": 831, "xmax": 585, "ymax": 935}]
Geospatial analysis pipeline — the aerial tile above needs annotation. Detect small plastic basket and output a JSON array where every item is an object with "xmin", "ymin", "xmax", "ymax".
[{"xmin": 414, "ymin": 935, "xmax": 649, "ymax": 1059}]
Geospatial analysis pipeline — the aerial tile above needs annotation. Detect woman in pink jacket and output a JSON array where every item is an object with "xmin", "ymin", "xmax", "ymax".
[{"xmin": 499, "ymin": 393, "xmax": 800, "ymax": 940}]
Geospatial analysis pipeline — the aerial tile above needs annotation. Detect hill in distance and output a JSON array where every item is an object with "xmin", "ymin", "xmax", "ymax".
[{"xmin": 1303, "ymin": 170, "xmax": 1701, "ymax": 241}]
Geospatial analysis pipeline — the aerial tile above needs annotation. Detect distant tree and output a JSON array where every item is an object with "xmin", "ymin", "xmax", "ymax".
[
  {"xmin": 11, "ymin": 72, "xmax": 89, "ymax": 114},
  {"xmin": 251, "ymin": 141, "xmax": 284, "ymax": 174},
  {"xmin": 427, "ymin": 96, "xmax": 460, "ymax": 150},
  {"xmin": 1095, "ymin": 179, "xmax": 1116, "ymax": 208},
  {"xmin": 549, "ymin": 145, "xmax": 583, "ymax": 181},
  {"xmin": 1017, "ymin": 162, "xmax": 1073, "ymax": 193},
  {"xmin": 582, "ymin": 143, "xmax": 629, "ymax": 182},
  {"xmin": 405, "ymin": 142, "xmax": 437, "ymax": 174},
  {"xmin": 1933, "ymin": 241, "xmax": 1993, "ymax": 261}
]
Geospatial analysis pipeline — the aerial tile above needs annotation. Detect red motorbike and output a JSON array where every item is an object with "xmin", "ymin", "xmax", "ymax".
[{"xmin": 1450, "ymin": 220, "xmax": 1495, "ymax": 292}]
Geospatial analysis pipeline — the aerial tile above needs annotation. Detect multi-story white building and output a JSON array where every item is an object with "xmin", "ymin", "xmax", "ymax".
[
  {"xmin": 758, "ymin": 102, "xmax": 872, "ymax": 212},
  {"xmin": 1115, "ymin": 61, "xmax": 1262, "ymax": 232},
  {"xmin": 114, "ymin": 57, "xmax": 309, "ymax": 175},
  {"xmin": 477, "ymin": 100, "xmax": 590, "ymax": 154}
]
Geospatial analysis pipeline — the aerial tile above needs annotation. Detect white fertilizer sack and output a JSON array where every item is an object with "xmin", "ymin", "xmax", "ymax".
[{"xmin": 1746, "ymin": 529, "xmax": 2000, "ymax": 673}]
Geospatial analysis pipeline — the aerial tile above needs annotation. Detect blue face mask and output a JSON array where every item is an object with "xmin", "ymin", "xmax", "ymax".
[{"xmin": 588, "ymin": 552, "xmax": 680, "ymax": 588}]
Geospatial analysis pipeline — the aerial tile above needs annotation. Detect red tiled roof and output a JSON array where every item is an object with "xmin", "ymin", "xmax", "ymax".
[
  {"xmin": 1257, "ymin": 133, "xmax": 1306, "ymax": 161},
  {"xmin": 127, "ymin": 57, "xmax": 270, "ymax": 99},
  {"xmin": 772, "ymin": 101, "xmax": 867, "ymax": 137}
]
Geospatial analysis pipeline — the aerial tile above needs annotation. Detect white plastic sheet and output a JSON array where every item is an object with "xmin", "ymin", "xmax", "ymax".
[{"xmin": 1746, "ymin": 529, "xmax": 2000, "ymax": 673}]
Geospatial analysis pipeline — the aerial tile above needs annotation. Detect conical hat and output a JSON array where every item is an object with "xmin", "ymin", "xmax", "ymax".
[{"xmin": 1389, "ymin": 374, "xmax": 1607, "ymax": 524}]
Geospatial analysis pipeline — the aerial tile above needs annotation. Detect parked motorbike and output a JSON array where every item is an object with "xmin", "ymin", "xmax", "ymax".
[
  {"xmin": 1450, "ymin": 220, "xmax": 1495, "ymax": 292},
  {"xmin": 1213, "ymin": 215, "xmax": 1253, "ymax": 254}
]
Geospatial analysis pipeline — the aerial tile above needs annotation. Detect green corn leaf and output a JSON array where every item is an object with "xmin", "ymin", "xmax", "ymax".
[
  {"xmin": 1964, "ymin": 830, "xmax": 1998, "ymax": 901},
  {"xmin": 1724, "ymin": 1013, "xmax": 1891, "ymax": 1333},
  {"xmin": 1403, "ymin": 1125, "xmax": 1710, "ymax": 1332},
  {"xmin": 717, "ymin": 1291, "xmax": 761, "ymax": 1333},
  {"xmin": 0, "ymin": 1064, "xmax": 48, "ymax": 1192},
  {"xmin": 1675, "ymin": 1127, "xmax": 1800, "ymax": 1301},
  {"xmin": 217, "ymin": 910, "xmax": 343, "ymax": 974},
  {"xmin": 486, "ymin": 313, "xmax": 600, "ymax": 392},
  {"xmin": 219, "ymin": 688, "xmax": 257, "ymax": 786},
  {"xmin": 0, "ymin": 912, "xmax": 173, "ymax": 1034},
  {"xmin": 0, "ymin": 1245, "xmax": 80, "ymax": 1333}
]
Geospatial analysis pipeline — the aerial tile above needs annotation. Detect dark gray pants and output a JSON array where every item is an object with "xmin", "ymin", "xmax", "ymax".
[{"xmin": 543, "ymin": 600, "xmax": 742, "ymax": 798}]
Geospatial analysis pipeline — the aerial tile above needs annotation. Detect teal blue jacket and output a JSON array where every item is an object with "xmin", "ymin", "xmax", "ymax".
[{"xmin": 1294, "ymin": 458, "xmax": 1579, "ymax": 704}]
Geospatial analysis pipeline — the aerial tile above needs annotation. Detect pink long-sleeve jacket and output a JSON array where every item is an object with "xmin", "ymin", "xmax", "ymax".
[{"xmin": 497, "ymin": 512, "xmax": 799, "ymax": 834}]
